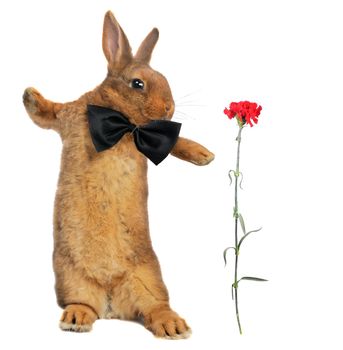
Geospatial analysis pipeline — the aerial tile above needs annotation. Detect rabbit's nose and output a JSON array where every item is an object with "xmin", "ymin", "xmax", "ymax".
[
  {"xmin": 164, "ymin": 101, "xmax": 174, "ymax": 119},
  {"xmin": 165, "ymin": 102, "xmax": 174, "ymax": 116}
]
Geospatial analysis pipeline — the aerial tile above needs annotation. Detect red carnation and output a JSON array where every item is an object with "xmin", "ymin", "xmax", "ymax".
[
  {"xmin": 223, "ymin": 98, "xmax": 266, "ymax": 334},
  {"xmin": 224, "ymin": 101, "xmax": 262, "ymax": 127}
]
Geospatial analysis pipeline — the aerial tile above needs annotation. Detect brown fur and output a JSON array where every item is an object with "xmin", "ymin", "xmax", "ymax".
[{"xmin": 23, "ymin": 11, "xmax": 214, "ymax": 339}]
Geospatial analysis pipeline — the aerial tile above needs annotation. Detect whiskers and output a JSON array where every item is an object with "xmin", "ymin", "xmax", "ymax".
[
  {"xmin": 173, "ymin": 110, "xmax": 195, "ymax": 121},
  {"xmin": 173, "ymin": 90, "xmax": 206, "ymax": 121}
]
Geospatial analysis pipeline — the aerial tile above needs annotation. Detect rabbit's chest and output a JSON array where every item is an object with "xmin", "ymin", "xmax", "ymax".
[
  {"xmin": 76, "ymin": 147, "xmax": 149, "ymax": 274},
  {"xmin": 91, "ymin": 141, "xmax": 147, "ymax": 200}
]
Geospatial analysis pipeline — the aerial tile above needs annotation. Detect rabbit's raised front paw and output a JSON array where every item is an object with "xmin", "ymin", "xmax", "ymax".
[
  {"xmin": 191, "ymin": 149, "xmax": 215, "ymax": 166},
  {"xmin": 23, "ymin": 87, "xmax": 42, "ymax": 114}
]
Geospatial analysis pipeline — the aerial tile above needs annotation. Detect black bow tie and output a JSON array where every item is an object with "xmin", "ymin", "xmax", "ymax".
[{"xmin": 87, "ymin": 105, "xmax": 181, "ymax": 165}]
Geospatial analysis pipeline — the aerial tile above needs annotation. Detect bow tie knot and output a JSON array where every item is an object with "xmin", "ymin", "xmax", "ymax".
[{"xmin": 87, "ymin": 105, "xmax": 181, "ymax": 165}]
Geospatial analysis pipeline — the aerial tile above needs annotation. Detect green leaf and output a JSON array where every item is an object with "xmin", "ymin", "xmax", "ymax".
[
  {"xmin": 228, "ymin": 170, "xmax": 235, "ymax": 186},
  {"xmin": 239, "ymin": 171, "xmax": 244, "ymax": 189},
  {"xmin": 237, "ymin": 227, "xmax": 262, "ymax": 250},
  {"xmin": 223, "ymin": 247, "xmax": 236, "ymax": 267},
  {"xmin": 238, "ymin": 214, "xmax": 246, "ymax": 235},
  {"xmin": 238, "ymin": 276, "xmax": 268, "ymax": 283}
]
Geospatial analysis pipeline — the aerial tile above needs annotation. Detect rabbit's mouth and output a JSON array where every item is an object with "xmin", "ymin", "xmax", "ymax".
[
  {"xmin": 152, "ymin": 115, "xmax": 173, "ymax": 121},
  {"xmin": 143, "ymin": 113, "xmax": 172, "ymax": 122}
]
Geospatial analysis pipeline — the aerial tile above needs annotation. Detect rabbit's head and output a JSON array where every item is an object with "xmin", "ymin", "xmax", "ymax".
[{"xmin": 93, "ymin": 11, "xmax": 174, "ymax": 126}]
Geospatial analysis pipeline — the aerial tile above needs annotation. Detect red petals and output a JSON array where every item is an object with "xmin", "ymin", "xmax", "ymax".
[
  {"xmin": 223, "ymin": 101, "xmax": 262, "ymax": 127},
  {"xmin": 224, "ymin": 107, "xmax": 236, "ymax": 119}
]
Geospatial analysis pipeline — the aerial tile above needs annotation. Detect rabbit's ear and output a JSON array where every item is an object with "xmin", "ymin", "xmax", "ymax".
[
  {"xmin": 135, "ymin": 28, "xmax": 159, "ymax": 64},
  {"xmin": 102, "ymin": 11, "xmax": 132, "ymax": 72}
]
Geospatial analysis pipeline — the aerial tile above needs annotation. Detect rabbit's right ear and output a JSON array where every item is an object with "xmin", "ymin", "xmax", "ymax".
[{"xmin": 102, "ymin": 11, "xmax": 132, "ymax": 73}]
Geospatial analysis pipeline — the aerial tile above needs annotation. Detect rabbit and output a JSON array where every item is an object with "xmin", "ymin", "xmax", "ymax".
[{"xmin": 22, "ymin": 11, "xmax": 214, "ymax": 339}]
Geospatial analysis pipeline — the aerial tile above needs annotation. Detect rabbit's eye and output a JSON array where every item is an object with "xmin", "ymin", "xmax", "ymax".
[{"xmin": 130, "ymin": 79, "xmax": 145, "ymax": 90}]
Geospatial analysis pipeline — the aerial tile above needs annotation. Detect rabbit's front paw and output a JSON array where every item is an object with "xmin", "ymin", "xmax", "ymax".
[
  {"xmin": 59, "ymin": 304, "xmax": 97, "ymax": 332},
  {"xmin": 145, "ymin": 307, "xmax": 191, "ymax": 339},
  {"xmin": 191, "ymin": 149, "xmax": 215, "ymax": 166},
  {"xmin": 23, "ymin": 87, "xmax": 43, "ymax": 114}
]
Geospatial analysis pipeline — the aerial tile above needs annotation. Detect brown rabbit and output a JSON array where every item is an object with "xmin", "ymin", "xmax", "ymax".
[{"xmin": 23, "ymin": 11, "xmax": 214, "ymax": 339}]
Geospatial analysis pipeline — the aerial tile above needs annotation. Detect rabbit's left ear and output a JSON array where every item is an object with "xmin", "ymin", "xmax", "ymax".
[
  {"xmin": 102, "ymin": 11, "xmax": 132, "ymax": 72},
  {"xmin": 135, "ymin": 28, "xmax": 159, "ymax": 63}
]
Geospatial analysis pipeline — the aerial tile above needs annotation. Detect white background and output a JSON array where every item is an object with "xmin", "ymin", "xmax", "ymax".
[{"xmin": 1, "ymin": 0, "xmax": 342, "ymax": 349}]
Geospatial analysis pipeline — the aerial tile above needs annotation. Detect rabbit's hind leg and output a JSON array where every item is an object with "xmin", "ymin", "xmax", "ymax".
[
  {"xmin": 54, "ymin": 259, "xmax": 108, "ymax": 332},
  {"xmin": 113, "ymin": 261, "xmax": 191, "ymax": 339},
  {"xmin": 134, "ymin": 263, "xmax": 191, "ymax": 339},
  {"xmin": 57, "ymin": 274, "xmax": 106, "ymax": 333}
]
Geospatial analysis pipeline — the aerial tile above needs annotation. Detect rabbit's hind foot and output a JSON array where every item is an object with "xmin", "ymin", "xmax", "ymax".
[
  {"xmin": 144, "ymin": 306, "xmax": 192, "ymax": 340},
  {"xmin": 59, "ymin": 304, "xmax": 98, "ymax": 333}
]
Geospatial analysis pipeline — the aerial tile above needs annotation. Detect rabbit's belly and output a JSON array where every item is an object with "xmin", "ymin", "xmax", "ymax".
[
  {"xmin": 61, "ymin": 200, "xmax": 144, "ymax": 279},
  {"xmin": 54, "ymin": 161, "xmax": 149, "ymax": 284},
  {"xmin": 55, "ymin": 204, "xmax": 145, "ymax": 285}
]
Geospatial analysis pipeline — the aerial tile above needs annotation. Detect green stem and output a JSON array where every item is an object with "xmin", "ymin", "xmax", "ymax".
[{"xmin": 234, "ymin": 126, "xmax": 243, "ymax": 335}]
